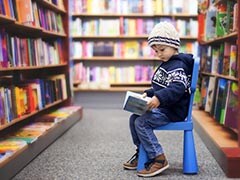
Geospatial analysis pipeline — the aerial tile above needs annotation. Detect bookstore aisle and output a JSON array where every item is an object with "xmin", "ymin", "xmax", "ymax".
[{"xmin": 12, "ymin": 108, "xmax": 230, "ymax": 180}]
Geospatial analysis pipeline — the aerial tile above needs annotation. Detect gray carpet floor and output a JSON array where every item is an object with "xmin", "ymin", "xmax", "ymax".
[{"xmin": 12, "ymin": 108, "xmax": 234, "ymax": 180}]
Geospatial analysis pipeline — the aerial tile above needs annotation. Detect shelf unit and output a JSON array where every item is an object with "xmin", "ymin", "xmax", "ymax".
[
  {"xmin": 0, "ymin": 1, "xmax": 82, "ymax": 179},
  {"xmin": 193, "ymin": 0, "xmax": 240, "ymax": 177},
  {"xmin": 69, "ymin": 0, "xmax": 199, "ymax": 92}
]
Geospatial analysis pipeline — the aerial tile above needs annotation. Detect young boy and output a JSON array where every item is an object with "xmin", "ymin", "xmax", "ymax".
[{"xmin": 123, "ymin": 21, "xmax": 194, "ymax": 177}]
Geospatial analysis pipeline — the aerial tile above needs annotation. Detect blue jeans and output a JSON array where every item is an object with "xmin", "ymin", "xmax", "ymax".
[{"xmin": 129, "ymin": 108, "xmax": 170, "ymax": 159}]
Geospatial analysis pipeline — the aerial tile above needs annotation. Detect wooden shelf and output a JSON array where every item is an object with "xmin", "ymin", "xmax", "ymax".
[
  {"xmin": 111, "ymin": 82, "xmax": 150, "ymax": 86},
  {"xmin": 72, "ymin": 57, "xmax": 158, "ymax": 61},
  {"xmin": 36, "ymin": 0, "xmax": 66, "ymax": 13},
  {"xmin": 71, "ymin": 35, "xmax": 197, "ymax": 40},
  {"xmin": 0, "ymin": 107, "xmax": 83, "ymax": 180},
  {"xmin": 0, "ymin": 2, "xmax": 79, "ymax": 179},
  {"xmin": 0, "ymin": 99, "xmax": 68, "ymax": 131},
  {"xmin": 193, "ymin": 110, "xmax": 240, "ymax": 178},
  {"xmin": 201, "ymin": 72, "xmax": 238, "ymax": 81},
  {"xmin": 199, "ymin": 32, "xmax": 238, "ymax": 45},
  {"xmin": 5, "ymin": 22, "xmax": 66, "ymax": 38},
  {"xmin": 73, "ymin": 87, "xmax": 147, "ymax": 92},
  {"xmin": 72, "ymin": 13, "xmax": 198, "ymax": 18},
  {"xmin": 0, "ymin": 64, "xmax": 68, "ymax": 73},
  {"xmin": 0, "ymin": 15, "xmax": 15, "ymax": 24}
]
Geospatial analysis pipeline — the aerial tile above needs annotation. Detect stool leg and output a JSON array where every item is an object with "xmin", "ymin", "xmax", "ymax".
[
  {"xmin": 137, "ymin": 144, "xmax": 148, "ymax": 171},
  {"xmin": 183, "ymin": 130, "xmax": 198, "ymax": 174}
]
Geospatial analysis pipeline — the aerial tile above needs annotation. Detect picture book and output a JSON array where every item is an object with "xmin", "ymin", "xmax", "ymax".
[
  {"xmin": 213, "ymin": 78, "xmax": 229, "ymax": 124},
  {"xmin": 205, "ymin": 77, "xmax": 217, "ymax": 112},
  {"xmin": 0, "ymin": 139, "xmax": 27, "ymax": 152},
  {"xmin": 224, "ymin": 82, "xmax": 238, "ymax": 129},
  {"xmin": 0, "ymin": 139, "xmax": 27, "ymax": 163},
  {"xmin": 200, "ymin": 76, "xmax": 209, "ymax": 109},
  {"xmin": 7, "ymin": 129, "xmax": 43, "ymax": 144},
  {"xmin": 21, "ymin": 122, "xmax": 54, "ymax": 132},
  {"xmin": 123, "ymin": 91, "xmax": 151, "ymax": 116}
]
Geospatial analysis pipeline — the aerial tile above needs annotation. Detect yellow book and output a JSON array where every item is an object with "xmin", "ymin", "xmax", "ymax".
[
  {"xmin": 109, "ymin": 66, "xmax": 116, "ymax": 83},
  {"xmin": 128, "ymin": 19, "xmax": 137, "ymax": 36},
  {"xmin": 155, "ymin": 0, "xmax": 163, "ymax": 14},
  {"xmin": 128, "ymin": 66, "xmax": 135, "ymax": 83},
  {"xmin": 0, "ymin": 139, "xmax": 27, "ymax": 152},
  {"xmin": 86, "ymin": 0, "xmax": 93, "ymax": 13},
  {"xmin": 124, "ymin": 41, "xmax": 139, "ymax": 58}
]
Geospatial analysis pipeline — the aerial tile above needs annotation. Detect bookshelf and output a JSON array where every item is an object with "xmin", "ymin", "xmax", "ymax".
[
  {"xmin": 0, "ymin": 1, "xmax": 82, "ymax": 179},
  {"xmin": 194, "ymin": 0, "xmax": 240, "ymax": 177},
  {"xmin": 69, "ymin": 0, "xmax": 199, "ymax": 92}
]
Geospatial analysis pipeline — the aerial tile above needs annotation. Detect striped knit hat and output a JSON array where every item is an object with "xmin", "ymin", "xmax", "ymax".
[{"xmin": 148, "ymin": 21, "xmax": 180, "ymax": 50}]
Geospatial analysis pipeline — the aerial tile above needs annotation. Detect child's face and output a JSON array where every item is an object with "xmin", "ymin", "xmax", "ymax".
[{"xmin": 152, "ymin": 45, "xmax": 178, "ymax": 62}]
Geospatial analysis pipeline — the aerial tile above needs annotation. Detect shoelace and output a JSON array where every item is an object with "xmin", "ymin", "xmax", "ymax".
[
  {"xmin": 144, "ymin": 159, "xmax": 165, "ymax": 171},
  {"xmin": 127, "ymin": 152, "xmax": 138, "ymax": 164},
  {"xmin": 144, "ymin": 159, "xmax": 154, "ymax": 170}
]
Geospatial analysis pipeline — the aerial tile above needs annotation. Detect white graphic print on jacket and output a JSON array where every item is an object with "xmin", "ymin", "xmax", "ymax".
[{"xmin": 152, "ymin": 67, "xmax": 189, "ymax": 89}]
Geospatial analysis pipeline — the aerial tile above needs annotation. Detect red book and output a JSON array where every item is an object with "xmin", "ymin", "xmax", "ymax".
[{"xmin": 198, "ymin": 13, "xmax": 206, "ymax": 42}]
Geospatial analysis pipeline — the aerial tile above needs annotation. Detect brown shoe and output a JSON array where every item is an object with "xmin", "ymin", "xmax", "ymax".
[
  {"xmin": 137, "ymin": 154, "xmax": 169, "ymax": 177},
  {"xmin": 123, "ymin": 152, "xmax": 138, "ymax": 170}
]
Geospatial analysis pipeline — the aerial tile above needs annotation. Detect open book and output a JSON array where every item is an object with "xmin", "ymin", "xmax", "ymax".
[{"xmin": 123, "ymin": 91, "xmax": 151, "ymax": 115}]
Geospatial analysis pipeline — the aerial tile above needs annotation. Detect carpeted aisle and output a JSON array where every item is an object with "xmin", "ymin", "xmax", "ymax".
[{"xmin": 13, "ymin": 109, "xmax": 230, "ymax": 180}]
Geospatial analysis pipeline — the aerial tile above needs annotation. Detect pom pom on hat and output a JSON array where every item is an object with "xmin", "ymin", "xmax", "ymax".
[{"xmin": 148, "ymin": 21, "xmax": 180, "ymax": 50}]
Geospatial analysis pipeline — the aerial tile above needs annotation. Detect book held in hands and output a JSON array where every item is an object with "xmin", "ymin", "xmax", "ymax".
[{"xmin": 123, "ymin": 91, "xmax": 151, "ymax": 115}]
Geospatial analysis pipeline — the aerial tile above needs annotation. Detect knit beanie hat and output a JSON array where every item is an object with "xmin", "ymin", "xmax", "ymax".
[{"xmin": 148, "ymin": 21, "xmax": 180, "ymax": 50}]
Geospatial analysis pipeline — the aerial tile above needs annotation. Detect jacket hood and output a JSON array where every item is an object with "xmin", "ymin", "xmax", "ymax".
[
  {"xmin": 178, "ymin": 53, "xmax": 194, "ymax": 67},
  {"xmin": 171, "ymin": 53, "xmax": 194, "ymax": 73}
]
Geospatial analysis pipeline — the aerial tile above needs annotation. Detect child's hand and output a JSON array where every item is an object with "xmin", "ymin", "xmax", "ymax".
[{"xmin": 147, "ymin": 96, "xmax": 160, "ymax": 109}]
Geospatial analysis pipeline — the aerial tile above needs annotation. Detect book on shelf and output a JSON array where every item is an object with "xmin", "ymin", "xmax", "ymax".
[
  {"xmin": 200, "ymin": 76, "xmax": 209, "ymax": 109},
  {"xmin": 204, "ymin": 77, "xmax": 217, "ymax": 113},
  {"xmin": 205, "ymin": 7, "xmax": 217, "ymax": 40},
  {"xmin": 124, "ymin": 41, "xmax": 139, "ymax": 58},
  {"xmin": 15, "ymin": 0, "xmax": 34, "ymax": 25},
  {"xmin": 232, "ymin": 3, "xmax": 238, "ymax": 32},
  {"xmin": 213, "ymin": 78, "xmax": 229, "ymax": 124},
  {"xmin": 222, "ymin": 42, "xmax": 231, "ymax": 76},
  {"xmin": 224, "ymin": 81, "xmax": 238, "ymax": 129},
  {"xmin": 93, "ymin": 41, "xmax": 114, "ymax": 57},
  {"xmin": 21, "ymin": 122, "xmax": 55, "ymax": 132},
  {"xmin": 0, "ymin": 139, "xmax": 27, "ymax": 163},
  {"xmin": 7, "ymin": 129, "xmax": 44, "ymax": 144},
  {"xmin": 215, "ymin": 3, "xmax": 227, "ymax": 37},
  {"xmin": 229, "ymin": 44, "xmax": 237, "ymax": 77},
  {"xmin": 123, "ymin": 91, "xmax": 151, "ymax": 116}
]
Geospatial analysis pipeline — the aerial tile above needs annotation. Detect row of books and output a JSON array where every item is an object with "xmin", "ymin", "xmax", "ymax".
[
  {"xmin": 200, "ymin": 77, "xmax": 238, "ymax": 129},
  {"xmin": 0, "ymin": 29, "xmax": 64, "ymax": 68},
  {"xmin": 71, "ymin": 17, "xmax": 198, "ymax": 37},
  {"xmin": 0, "ymin": 106, "xmax": 81, "ymax": 164},
  {"xmin": 71, "ymin": 41, "xmax": 198, "ymax": 59},
  {"xmin": 200, "ymin": 42, "xmax": 237, "ymax": 78},
  {"xmin": 0, "ymin": 74, "xmax": 67, "ymax": 125},
  {"xmin": 0, "ymin": 0, "xmax": 65, "ymax": 34},
  {"xmin": 71, "ymin": 0, "xmax": 198, "ymax": 15},
  {"xmin": 36, "ymin": 5, "xmax": 65, "ymax": 34},
  {"xmin": 73, "ymin": 62, "xmax": 154, "ymax": 86},
  {"xmin": 199, "ymin": 1, "xmax": 238, "ymax": 41}
]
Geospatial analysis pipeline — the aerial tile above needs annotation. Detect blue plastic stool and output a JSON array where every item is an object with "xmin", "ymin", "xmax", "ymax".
[{"xmin": 137, "ymin": 57, "xmax": 200, "ymax": 174}]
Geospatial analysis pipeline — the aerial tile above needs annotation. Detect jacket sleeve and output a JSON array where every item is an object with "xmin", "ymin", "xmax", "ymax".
[
  {"xmin": 144, "ymin": 88, "xmax": 154, "ymax": 97},
  {"xmin": 154, "ymin": 68, "xmax": 188, "ymax": 107}
]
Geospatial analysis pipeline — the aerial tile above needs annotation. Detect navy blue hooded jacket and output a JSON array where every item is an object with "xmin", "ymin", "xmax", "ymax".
[{"xmin": 144, "ymin": 53, "xmax": 194, "ymax": 122}]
